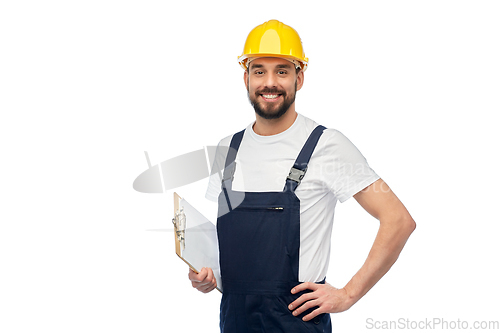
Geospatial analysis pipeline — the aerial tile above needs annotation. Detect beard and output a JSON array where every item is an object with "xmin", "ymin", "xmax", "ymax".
[{"xmin": 247, "ymin": 81, "xmax": 297, "ymax": 120}]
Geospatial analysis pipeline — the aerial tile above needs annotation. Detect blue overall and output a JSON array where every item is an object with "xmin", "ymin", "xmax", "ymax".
[{"xmin": 217, "ymin": 125, "xmax": 332, "ymax": 333}]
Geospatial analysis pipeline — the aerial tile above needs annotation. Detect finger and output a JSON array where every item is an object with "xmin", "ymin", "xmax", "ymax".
[
  {"xmin": 192, "ymin": 278, "xmax": 211, "ymax": 289},
  {"xmin": 191, "ymin": 272, "xmax": 216, "ymax": 289},
  {"xmin": 188, "ymin": 268, "xmax": 198, "ymax": 280},
  {"xmin": 195, "ymin": 274, "xmax": 215, "ymax": 288},
  {"xmin": 206, "ymin": 276, "xmax": 217, "ymax": 290},
  {"xmin": 190, "ymin": 267, "xmax": 208, "ymax": 283},
  {"xmin": 201, "ymin": 285, "xmax": 216, "ymax": 293},
  {"xmin": 291, "ymin": 282, "xmax": 317, "ymax": 294},
  {"xmin": 302, "ymin": 307, "xmax": 324, "ymax": 322},
  {"xmin": 292, "ymin": 299, "xmax": 319, "ymax": 317},
  {"xmin": 205, "ymin": 268, "xmax": 214, "ymax": 283},
  {"xmin": 198, "ymin": 277, "xmax": 217, "ymax": 293},
  {"xmin": 192, "ymin": 281, "xmax": 209, "ymax": 290},
  {"xmin": 198, "ymin": 283, "xmax": 211, "ymax": 293},
  {"xmin": 288, "ymin": 292, "xmax": 316, "ymax": 311},
  {"xmin": 203, "ymin": 282, "xmax": 217, "ymax": 293}
]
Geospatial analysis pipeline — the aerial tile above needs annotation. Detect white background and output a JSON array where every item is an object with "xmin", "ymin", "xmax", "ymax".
[{"xmin": 1, "ymin": 0, "xmax": 499, "ymax": 332}]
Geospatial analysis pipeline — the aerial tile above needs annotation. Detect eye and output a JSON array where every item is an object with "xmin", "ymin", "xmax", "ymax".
[{"xmin": 277, "ymin": 70, "xmax": 287, "ymax": 75}]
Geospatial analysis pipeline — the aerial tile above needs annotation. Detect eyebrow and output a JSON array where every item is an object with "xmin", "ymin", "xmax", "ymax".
[{"xmin": 249, "ymin": 63, "xmax": 293, "ymax": 70}]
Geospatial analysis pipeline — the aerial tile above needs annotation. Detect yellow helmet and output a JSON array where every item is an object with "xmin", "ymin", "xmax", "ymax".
[{"xmin": 238, "ymin": 20, "xmax": 308, "ymax": 72}]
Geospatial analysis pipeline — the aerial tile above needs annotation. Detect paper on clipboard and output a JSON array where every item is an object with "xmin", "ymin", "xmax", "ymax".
[{"xmin": 172, "ymin": 192, "xmax": 222, "ymax": 293}]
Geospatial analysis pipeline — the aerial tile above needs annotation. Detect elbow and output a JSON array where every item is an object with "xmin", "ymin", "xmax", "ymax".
[
  {"xmin": 379, "ymin": 209, "xmax": 416, "ymax": 237},
  {"xmin": 403, "ymin": 215, "xmax": 416, "ymax": 235},
  {"xmin": 385, "ymin": 212, "xmax": 415, "ymax": 237}
]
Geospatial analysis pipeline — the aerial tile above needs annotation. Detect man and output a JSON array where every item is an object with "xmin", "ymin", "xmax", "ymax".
[{"xmin": 189, "ymin": 19, "xmax": 415, "ymax": 332}]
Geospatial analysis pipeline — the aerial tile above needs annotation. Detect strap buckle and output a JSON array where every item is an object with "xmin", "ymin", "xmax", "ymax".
[{"xmin": 287, "ymin": 167, "xmax": 307, "ymax": 185}]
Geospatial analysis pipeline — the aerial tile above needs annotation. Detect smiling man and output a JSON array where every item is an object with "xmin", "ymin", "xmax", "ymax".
[
  {"xmin": 188, "ymin": 20, "xmax": 416, "ymax": 333},
  {"xmin": 246, "ymin": 57, "xmax": 302, "ymax": 121},
  {"xmin": 244, "ymin": 57, "xmax": 303, "ymax": 137}
]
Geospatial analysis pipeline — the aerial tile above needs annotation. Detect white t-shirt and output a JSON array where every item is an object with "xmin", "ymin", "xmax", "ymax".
[{"xmin": 206, "ymin": 113, "xmax": 380, "ymax": 282}]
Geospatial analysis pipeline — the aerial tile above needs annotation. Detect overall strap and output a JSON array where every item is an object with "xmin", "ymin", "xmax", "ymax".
[
  {"xmin": 221, "ymin": 129, "xmax": 245, "ymax": 190},
  {"xmin": 284, "ymin": 125, "xmax": 327, "ymax": 192}
]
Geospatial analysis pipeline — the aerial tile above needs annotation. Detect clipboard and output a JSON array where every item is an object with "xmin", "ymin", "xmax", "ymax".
[{"xmin": 172, "ymin": 192, "xmax": 222, "ymax": 293}]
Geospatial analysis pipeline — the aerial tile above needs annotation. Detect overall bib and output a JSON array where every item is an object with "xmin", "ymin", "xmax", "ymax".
[{"xmin": 217, "ymin": 125, "xmax": 332, "ymax": 333}]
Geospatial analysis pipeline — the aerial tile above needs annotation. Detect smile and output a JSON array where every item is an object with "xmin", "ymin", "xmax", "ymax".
[{"xmin": 260, "ymin": 94, "xmax": 281, "ymax": 101}]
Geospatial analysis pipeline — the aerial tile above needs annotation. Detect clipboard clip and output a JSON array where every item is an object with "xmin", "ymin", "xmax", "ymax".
[{"xmin": 172, "ymin": 207, "xmax": 186, "ymax": 251}]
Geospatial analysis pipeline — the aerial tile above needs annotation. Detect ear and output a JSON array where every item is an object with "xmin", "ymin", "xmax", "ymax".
[
  {"xmin": 244, "ymin": 70, "xmax": 249, "ymax": 90},
  {"xmin": 295, "ymin": 70, "xmax": 304, "ymax": 92}
]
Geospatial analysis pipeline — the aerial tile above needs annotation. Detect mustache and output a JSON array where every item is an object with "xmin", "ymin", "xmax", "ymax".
[{"xmin": 256, "ymin": 88, "xmax": 286, "ymax": 95}]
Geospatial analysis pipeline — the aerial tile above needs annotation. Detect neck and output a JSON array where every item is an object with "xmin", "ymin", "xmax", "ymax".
[{"xmin": 253, "ymin": 107, "xmax": 298, "ymax": 136}]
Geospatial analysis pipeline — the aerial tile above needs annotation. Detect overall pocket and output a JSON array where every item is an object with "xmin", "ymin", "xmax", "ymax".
[{"xmin": 217, "ymin": 205, "xmax": 288, "ymax": 282}]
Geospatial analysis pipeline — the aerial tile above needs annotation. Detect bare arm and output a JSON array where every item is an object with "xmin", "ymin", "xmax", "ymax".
[
  {"xmin": 289, "ymin": 178, "xmax": 416, "ymax": 320},
  {"xmin": 344, "ymin": 178, "xmax": 416, "ymax": 304}
]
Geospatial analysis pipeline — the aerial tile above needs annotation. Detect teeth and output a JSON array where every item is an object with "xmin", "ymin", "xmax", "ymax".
[{"xmin": 262, "ymin": 94, "xmax": 278, "ymax": 99}]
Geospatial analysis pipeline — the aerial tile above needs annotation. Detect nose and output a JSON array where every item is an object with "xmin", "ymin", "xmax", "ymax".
[{"xmin": 263, "ymin": 72, "xmax": 278, "ymax": 89}]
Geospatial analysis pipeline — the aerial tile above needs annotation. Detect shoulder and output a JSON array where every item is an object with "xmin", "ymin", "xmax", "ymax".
[
  {"xmin": 217, "ymin": 133, "xmax": 234, "ymax": 148},
  {"xmin": 215, "ymin": 127, "xmax": 247, "ymax": 150},
  {"xmin": 313, "ymin": 126, "xmax": 368, "ymax": 162},
  {"xmin": 296, "ymin": 114, "xmax": 355, "ymax": 153},
  {"xmin": 215, "ymin": 119, "xmax": 256, "ymax": 148},
  {"xmin": 320, "ymin": 128, "xmax": 350, "ymax": 145},
  {"xmin": 299, "ymin": 114, "xmax": 345, "ymax": 141}
]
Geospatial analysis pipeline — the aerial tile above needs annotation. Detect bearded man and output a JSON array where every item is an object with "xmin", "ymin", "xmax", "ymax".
[{"xmin": 188, "ymin": 19, "xmax": 416, "ymax": 333}]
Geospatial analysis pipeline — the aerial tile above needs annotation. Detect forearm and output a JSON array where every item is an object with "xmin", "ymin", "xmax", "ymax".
[{"xmin": 343, "ymin": 216, "xmax": 416, "ymax": 306}]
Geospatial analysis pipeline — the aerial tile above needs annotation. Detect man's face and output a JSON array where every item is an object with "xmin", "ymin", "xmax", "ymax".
[{"xmin": 244, "ymin": 57, "xmax": 304, "ymax": 120}]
